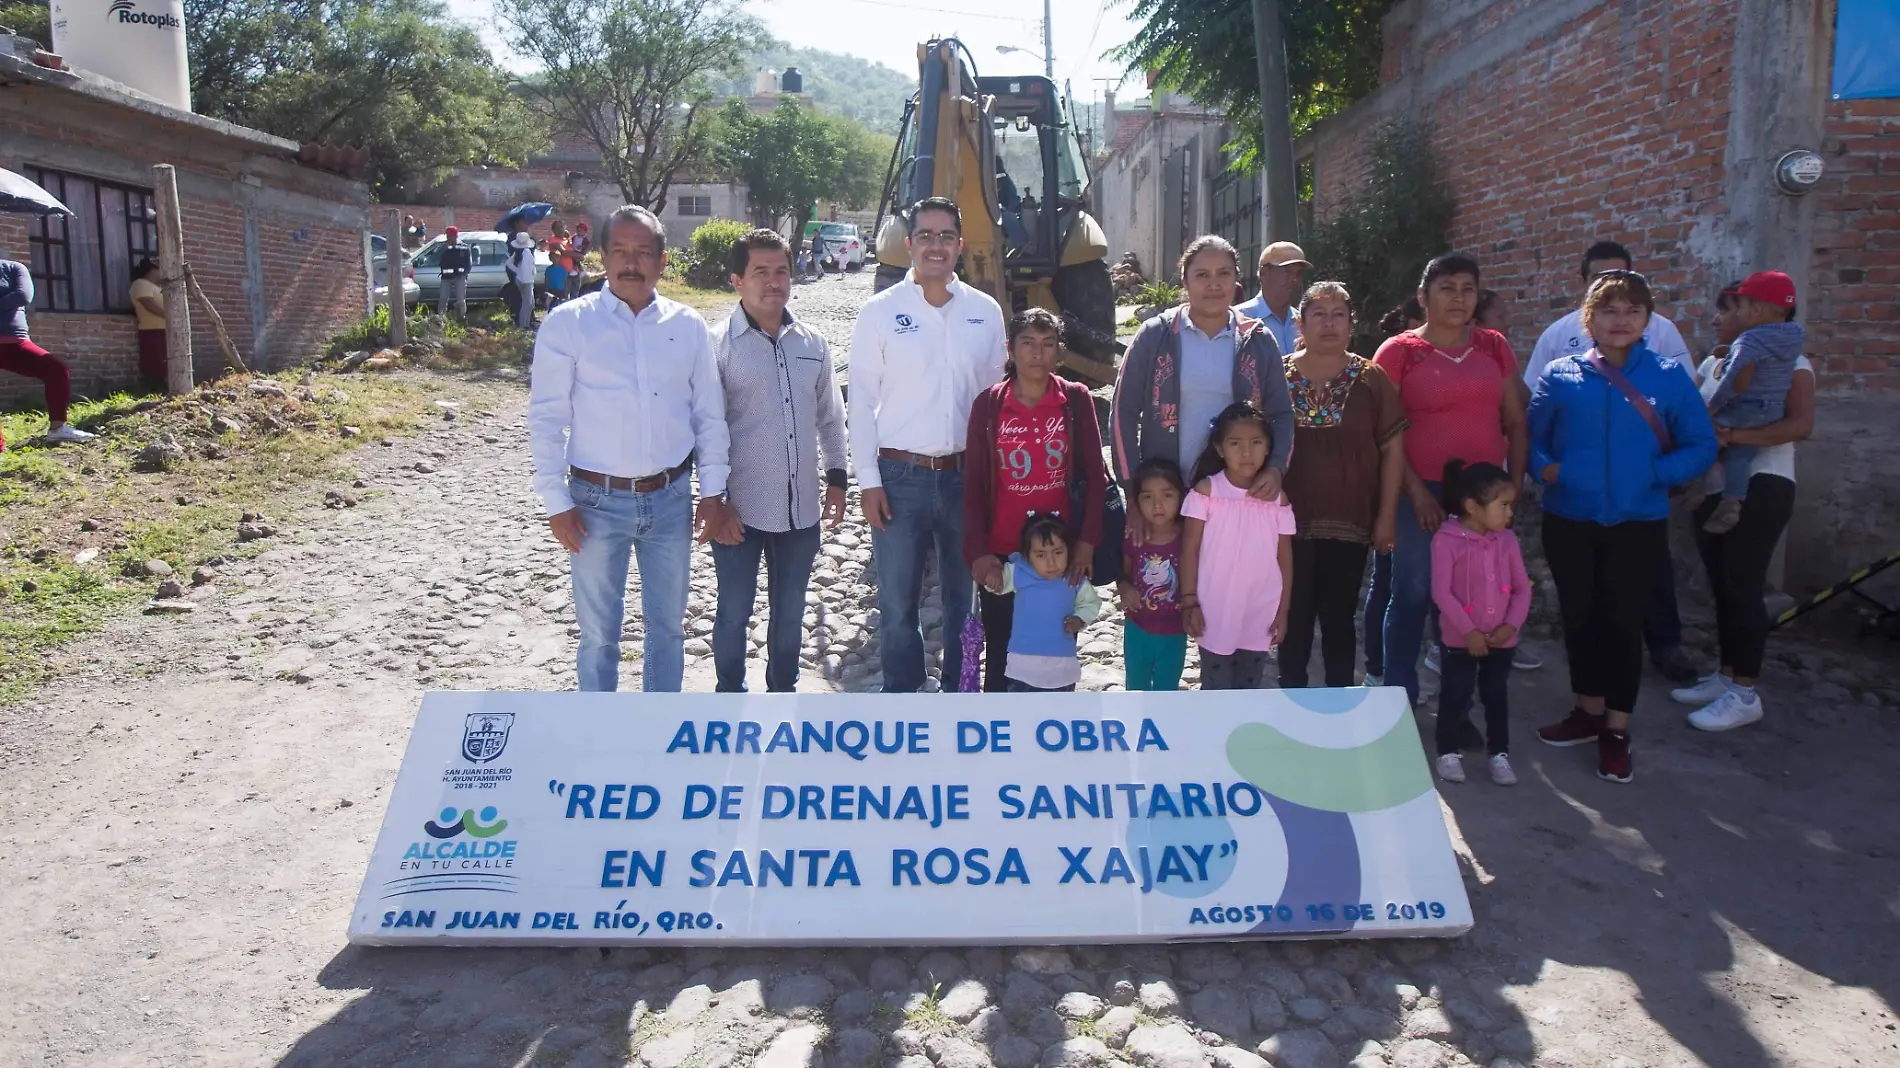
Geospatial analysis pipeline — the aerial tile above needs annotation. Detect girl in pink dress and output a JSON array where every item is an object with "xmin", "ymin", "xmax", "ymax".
[{"xmin": 1179, "ymin": 402, "xmax": 1299, "ymax": 689}]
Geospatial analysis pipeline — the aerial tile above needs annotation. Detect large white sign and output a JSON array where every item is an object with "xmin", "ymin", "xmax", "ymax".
[{"xmin": 348, "ymin": 690, "xmax": 1472, "ymax": 945}]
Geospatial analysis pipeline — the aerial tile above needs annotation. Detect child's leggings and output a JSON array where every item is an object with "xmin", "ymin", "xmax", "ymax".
[
  {"xmin": 1124, "ymin": 620, "xmax": 1187, "ymax": 690},
  {"xmin": 1200, "ymin": 648, "xmax": 1270, "ymax": 689}
]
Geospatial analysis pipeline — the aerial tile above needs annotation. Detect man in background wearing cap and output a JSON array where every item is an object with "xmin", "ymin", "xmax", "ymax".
[
  {"xmin": 1701, "ymin": 270, "xmax": 1802, "ymax": 535},
  {"xmin": 437, "ymin": 226, "xmax": 473, "ymax": 320},
  {"xmin": 1232, "ymin": 241, "xmax": 1309, "ymax": 358},
  {"xmin": 1525, "ymin": 240, "xmax": 1700, "ymax": 683}
]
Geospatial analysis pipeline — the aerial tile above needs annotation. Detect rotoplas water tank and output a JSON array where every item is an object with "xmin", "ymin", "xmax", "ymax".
[{"xmin": 49, "ymin": 0, "xmax": 193, "ymax": 112}]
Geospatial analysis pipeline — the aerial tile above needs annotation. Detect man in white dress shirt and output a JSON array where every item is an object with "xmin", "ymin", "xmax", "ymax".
[
  {"xmin": 848, "ymin": 196, "xmax": 1008, "ymax": 692},
  {"xmin": 1524, "ymin": 239, "xmax": 1699, "ymax": 684},
  {"xmin": 527, "ymin": 205, "xmax": 737, "ymax": 692}
]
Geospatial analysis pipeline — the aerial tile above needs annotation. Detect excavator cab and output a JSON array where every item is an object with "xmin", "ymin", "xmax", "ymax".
[{"xmin": 872, "ymin": 38, "xmax": 1120, "ymax": 385}]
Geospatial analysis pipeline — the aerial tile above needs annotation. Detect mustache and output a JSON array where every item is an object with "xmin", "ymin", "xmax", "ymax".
[{"xmin": 615, "ymin": 270, "xmax": 647, "ymax": 282}]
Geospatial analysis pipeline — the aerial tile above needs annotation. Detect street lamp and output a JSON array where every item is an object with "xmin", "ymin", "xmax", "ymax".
[
  {"xmin": 995, "ymin": 0, "xmax": 1053, "ymax": 79},
  {"xmin": 996, "ymin": 43, "xmax": 1053, "ymax": 79}
]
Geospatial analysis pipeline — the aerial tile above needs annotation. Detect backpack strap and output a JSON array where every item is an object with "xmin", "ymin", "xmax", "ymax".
[{"xmin": 1584, "ymin": 352, "xmax": 1673, "ymax": 451}]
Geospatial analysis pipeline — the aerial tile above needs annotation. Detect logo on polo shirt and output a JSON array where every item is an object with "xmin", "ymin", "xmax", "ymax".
[
  {"xmin": 894, "ymin": 313, "xmax": 918, "ymax": 335},
  {"xmin": 965, "ymin": 318, "xmax": 987, "ymax": 325},
  {"xmin": 1566, "ymin": 336, "xmax": 1582, "ymax": 350}
]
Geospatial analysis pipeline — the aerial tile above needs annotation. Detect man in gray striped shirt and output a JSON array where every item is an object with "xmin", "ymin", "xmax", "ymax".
[{"xmin": 711, "ymin": 228, "xmax": 848, "ymax": 692}]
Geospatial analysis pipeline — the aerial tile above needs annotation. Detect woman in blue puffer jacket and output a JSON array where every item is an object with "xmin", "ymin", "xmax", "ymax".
[{"xmin": 1526, "ymin": 270, "xmax": 1716, "ymax": 785}]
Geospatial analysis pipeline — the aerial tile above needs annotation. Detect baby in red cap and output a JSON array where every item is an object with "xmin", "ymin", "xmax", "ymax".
[{"xmin": 1701, "ymin": 270, "xmax": 1802, "ymax": 533}]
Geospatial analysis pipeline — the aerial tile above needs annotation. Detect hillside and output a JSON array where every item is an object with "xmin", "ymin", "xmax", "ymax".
[{"xmin": 721, "ymin": 44, "xmax": 915, "ymax": 136}]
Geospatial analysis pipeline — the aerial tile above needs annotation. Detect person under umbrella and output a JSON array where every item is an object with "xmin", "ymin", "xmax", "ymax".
[{"xmin": 0, "ymin": 256, "xmax": 94, "ymax": 449}]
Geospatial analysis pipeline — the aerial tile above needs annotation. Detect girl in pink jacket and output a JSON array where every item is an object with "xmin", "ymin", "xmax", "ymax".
[{"xmin": 1431, "ymin": 460, "xmax": 1533, "ymax": 785}]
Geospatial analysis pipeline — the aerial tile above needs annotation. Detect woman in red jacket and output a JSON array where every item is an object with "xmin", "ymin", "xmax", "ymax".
[{"xmin": 963, "ymin": 308, "xmax": 1107, "ymax": 692}]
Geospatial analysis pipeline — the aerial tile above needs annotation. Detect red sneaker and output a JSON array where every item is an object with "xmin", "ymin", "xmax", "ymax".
[
  {"xmin": 1597, "ymin": 730, "xmax": 1633, "ymax": 783},
  {"xmin": 1537, "ymin": 707, "xmax": 1605, "ymax": 748}
]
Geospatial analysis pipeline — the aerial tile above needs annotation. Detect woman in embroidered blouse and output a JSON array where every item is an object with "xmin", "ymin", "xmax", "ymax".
[{"xmin": 1279, "ymin": 282, "xmax": 1408, "ymax": 687}]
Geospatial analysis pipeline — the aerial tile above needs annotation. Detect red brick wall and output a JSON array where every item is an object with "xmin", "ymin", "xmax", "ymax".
[
  {"xmin": 1311, "ymin": 0, "xmax": 1740, "ymax": 357},
  {"xmin": 1806, "ymin": 96, "xmax": 1900, "ymax": 390},
  {"xmin": 0, "ymin": 85, "xmax": 368, "ymax": 409},
  {"xmin": 1306, "ymin": 0, "xmax": 1899, "ymax": 382}
]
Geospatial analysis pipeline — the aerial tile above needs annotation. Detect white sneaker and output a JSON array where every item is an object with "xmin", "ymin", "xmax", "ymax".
[
  {"xmin": 1672, "ymin": 673, "xmax": 1731, "ymax": 707},
  {"xmin": 1435, "ymin": 753, "xmax": 1465, "ymax": 783},
  {"xmin": 1423, "ymin": 646, "xmax": 1441, "ymax": 675},
  {"xmin": 44, "ymin": 424, "xmax": 95, "ymax": 443},
  {"xmin": 1488, "ymin": 753, "xmax": 1518, "ymax": 786},
  {"xmin": 1363, "ymin": 673, "xmax": 1384, "ymax": 688},
  {"xmin": 1687, "ymin": 687, "xmax": 1764, "ymax": 732}
]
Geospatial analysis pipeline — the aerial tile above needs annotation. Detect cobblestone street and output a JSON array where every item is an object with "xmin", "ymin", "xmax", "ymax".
[{"xmin": 2, "ymin": 270, "xmax": 1897, "ymax": 1068}]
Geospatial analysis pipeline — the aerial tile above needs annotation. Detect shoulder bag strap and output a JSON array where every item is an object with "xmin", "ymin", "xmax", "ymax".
[{"xmin": 1584, "ymin": 352, "xmax": 1673, "ymax": 451}]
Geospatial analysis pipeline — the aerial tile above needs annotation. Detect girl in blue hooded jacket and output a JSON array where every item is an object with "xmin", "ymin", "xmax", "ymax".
[{"xmin": 1525, "ymin": 270, "xmax": 1716, "ymax": 784}]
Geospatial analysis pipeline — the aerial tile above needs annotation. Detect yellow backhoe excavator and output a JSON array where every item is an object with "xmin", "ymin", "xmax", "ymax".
[{"xmin": 871, "ymin": 37, "xmax": 1121, "ymax": 386}]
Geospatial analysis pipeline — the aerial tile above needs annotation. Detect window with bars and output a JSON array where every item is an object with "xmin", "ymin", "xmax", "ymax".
[
  {"xmin": 25, "ymin": 168, "xmax": 159, "ymax": 314},
  {"xmin": 677, "ymin": 195, "xmax": 712, "ymax": 217}
]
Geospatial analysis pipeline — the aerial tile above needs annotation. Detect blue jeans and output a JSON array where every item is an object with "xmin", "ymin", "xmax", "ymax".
[
  {"xmin": 869, "ymin": 456, "xmax": 972, "ymax": 692},
  {"xmin": 711, "ymin": 523, "xmax": 821, "ymax": 693},
  {"xmin": 1383, "ymin": 480, "xmax": 1440, "ymax": 706},
  {"xmin": 568, "ymin": 476, "xmax": 692, "ymax": 692},
  {"xmin": 1363, "ymin": 551, "xmax": 1391, "ymax": 676},
  {"xmin": 1646, "ymin": 545, "xmax": 1683, "ymax": 655}
]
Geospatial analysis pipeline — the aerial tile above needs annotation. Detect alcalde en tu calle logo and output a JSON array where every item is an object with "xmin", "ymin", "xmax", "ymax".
[{"xmin": 423, "ymin": 805, "xmax": 510, "ymax": 840}]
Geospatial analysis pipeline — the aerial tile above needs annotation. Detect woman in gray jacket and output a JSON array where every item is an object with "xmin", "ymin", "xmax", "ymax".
[{"xmin": 1110, "ymin": 235, "xmax": 1295, "ymax": 499}]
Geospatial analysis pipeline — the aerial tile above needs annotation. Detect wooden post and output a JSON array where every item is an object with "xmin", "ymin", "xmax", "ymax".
[
  {"xmin": 151, "ymin": 164, "xmax": 193, "ymax": 395},
  {"xmin": 384, "ymin": 208, "xmax": 407, "ymax": 350}
]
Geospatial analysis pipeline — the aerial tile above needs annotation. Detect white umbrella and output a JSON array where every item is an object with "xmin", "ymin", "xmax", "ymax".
[{"xmin": 0, "ymin": 167, "xmax": 72, "ymax": 216}]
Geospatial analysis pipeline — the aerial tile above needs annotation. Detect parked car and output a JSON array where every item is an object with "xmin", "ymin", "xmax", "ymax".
[
  {"xmin": 814, "ymin": 222, "xmax": 865, "ymax": 270},
  {"xmin": 373, "ymin": 275, "xmax": 421, "ymax": 311},
  {"xmin": 406, "ymin": 231, "xmax": 550, "ymax": 305}
]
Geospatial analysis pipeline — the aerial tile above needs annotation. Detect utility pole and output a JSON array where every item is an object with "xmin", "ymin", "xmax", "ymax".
[
  {"xmin": 1042, "ymin": 0, "xmax": 1054, "ymax": 78},
  {"xmin": 1251, "ymin": 0, "xmax": 1299, "ymax": 241},
  {"xmin": 151, "ymin": 164, "xmax": 193, "ymax": 396}
]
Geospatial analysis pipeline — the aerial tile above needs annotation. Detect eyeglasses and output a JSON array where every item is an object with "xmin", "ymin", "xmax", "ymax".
[{"xmin": 910, "ymin": 230, "xmax": 961, "ymax": 246}]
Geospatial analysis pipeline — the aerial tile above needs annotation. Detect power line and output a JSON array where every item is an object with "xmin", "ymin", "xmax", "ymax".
[{"xmin": 1067, "ymin": 0, "xmax": 1110, "ymax": 81}]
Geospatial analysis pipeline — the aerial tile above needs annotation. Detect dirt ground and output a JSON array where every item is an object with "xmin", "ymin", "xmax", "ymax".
[{"xmin": 3, "ymin": 275, "xmax": 1898, "ymax": 1068}]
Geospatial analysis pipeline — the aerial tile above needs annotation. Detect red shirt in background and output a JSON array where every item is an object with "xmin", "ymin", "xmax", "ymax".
[
  {"xmin": 1371, "ymin": 327, "xmax": 1517, "ymax": 485},
  {"xmin": 988, "ymin": 383, "xmax": 1071, "ymax": 556}
]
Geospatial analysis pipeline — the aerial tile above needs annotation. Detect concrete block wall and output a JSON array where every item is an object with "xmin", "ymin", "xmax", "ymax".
[{"xmin": 1297, "ymin": 0, "xmax": 1900, "ymax": 593}]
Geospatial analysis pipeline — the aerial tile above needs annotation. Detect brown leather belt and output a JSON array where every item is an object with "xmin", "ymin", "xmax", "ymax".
[
  {"xmin": 878, "ymin": 447, "xmax": 963, "ymax": 471},
  {"xmin": 569, "ymin": 458, "xmax": 691, "ymax": 493}
]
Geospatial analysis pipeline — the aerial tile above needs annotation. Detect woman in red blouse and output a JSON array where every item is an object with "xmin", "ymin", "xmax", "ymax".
[
  {"xmin": 1371, "ymin": 254, "xmax": 1529, "ymax": 708},
  {"xmin": 964, "ymin": 308, "xmax": 1107, "ymax": 692}
]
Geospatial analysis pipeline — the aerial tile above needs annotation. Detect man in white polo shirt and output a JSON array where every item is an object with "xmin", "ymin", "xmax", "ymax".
[
  {"xmin": 1523, "ymin": 240, "xmax": 1694, "ymax": 385},
  {"xmin": 848, "ymin": 196, "xmax": 1008, "ymax": 693},
  {"xmin": 528, "ymin": 205, "xmax": 736, "ymax": 693},
  {"xmin": 1524, "ymin": 240, "xmax": 1699, "ymax": 684}
]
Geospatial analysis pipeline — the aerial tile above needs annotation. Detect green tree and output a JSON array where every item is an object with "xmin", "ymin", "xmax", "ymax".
[
  {"xmin": 0, "ymin": 0, "xmax": 51, "ymax": 48},
  {"xmin": 1115, "ymin": 0, "xmax": 1395, "ymax": 169},
  {"xmin": 712, "ymin": 99, "xmax": 889, "ymax": 240},
  {"xmin": 713, "ymin": 98, "xmax": 839, "ymax": 233},
  {"xmin": 500, "ymin": 0, "xmax": 762, "ymax": 212},
  {"xmin": 181, "ymin": 0, "xmax": 540, "ymax": 201},
  {"xmin": 1302, "ymin": 121, "xmax": 1454, "ymax": 352}
]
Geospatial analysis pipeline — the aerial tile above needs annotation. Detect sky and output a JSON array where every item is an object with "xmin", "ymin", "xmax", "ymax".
[{"xmin": 449, "ymin": 0, "xmax": 1146, "ymax": 104}]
